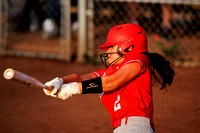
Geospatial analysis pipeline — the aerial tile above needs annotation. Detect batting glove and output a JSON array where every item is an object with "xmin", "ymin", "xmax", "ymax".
[
  {"xmin": 43, "ymin": 77, "xmax": 63, "ymax": 97},
  {"xmin": 56, "ymin": 82, "xmax": 80, "ymax": 100}
]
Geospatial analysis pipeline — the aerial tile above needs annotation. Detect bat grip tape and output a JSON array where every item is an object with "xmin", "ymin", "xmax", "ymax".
[{"xmin": 81, "ymin": 77, "xmax": 103, "ymax": 94}]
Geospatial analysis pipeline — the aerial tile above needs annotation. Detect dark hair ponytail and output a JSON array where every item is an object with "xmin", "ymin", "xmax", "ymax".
[{"xmin": 143, "ymin": 52, "xmax": 175, "ymax": 90}]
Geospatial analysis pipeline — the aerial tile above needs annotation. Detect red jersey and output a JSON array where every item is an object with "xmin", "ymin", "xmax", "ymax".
[{"xmin": 93, "ymin": 53, "xmax": 154, "ymax": 128}]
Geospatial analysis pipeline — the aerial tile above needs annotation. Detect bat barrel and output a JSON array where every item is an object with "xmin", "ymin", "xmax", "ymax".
[
  {"xmin": 3, "ymin": 68, "xmax": 15, "ymax": 80},
  {"xmin": 3, "ymin": 68, "xmax": 53, "ymax": 91}
]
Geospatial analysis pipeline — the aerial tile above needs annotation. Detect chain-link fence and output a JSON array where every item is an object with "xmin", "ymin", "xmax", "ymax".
[
  {"xmin": 0, "ymin": 0, "xmax": 200, "ymax": 66},
  {"xmin": 91, "ymin": 0, "xmax": 200, "ymax": 66},
  {"xmin": 0, "ymin": 0, "xmax": 78, "ymax": 61}
]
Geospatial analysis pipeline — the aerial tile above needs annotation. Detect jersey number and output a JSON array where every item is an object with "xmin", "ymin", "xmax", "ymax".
[{"xmin": 114, "ymin": 95, "xmax": 121, "ymax": 112}]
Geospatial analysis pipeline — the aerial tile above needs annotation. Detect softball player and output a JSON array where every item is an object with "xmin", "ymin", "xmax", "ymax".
[{"xmin": 43, "ymin": 23, "xmax": 175, "ymax": 133}]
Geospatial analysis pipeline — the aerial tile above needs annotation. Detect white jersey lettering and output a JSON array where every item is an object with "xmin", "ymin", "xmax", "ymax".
[{"xmin": 114, "ymin": 95, "xmax": 121, "ymax": 112}]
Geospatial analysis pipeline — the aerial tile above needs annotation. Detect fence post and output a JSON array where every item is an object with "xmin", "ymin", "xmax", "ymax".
[
  {"xmin": 0, "ymin": 0, "xmax": 7, "ymax": 56},
  {"xmin": 77, "ymin": 0, "xmax": 87, "ymax": 63},
  {"xmin": 87, "ymin": 0, "xmax": 94, "ymax": 59},
  {"xmin": 60, "ymin": 0, "xmax": 71, "ymax": 61},
  {"xmin": 0, "ymin": 0, "xmax": 2, "ymax": 55}
]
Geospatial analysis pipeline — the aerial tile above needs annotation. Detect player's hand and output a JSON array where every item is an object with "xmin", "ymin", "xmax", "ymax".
[
  {"xmin": 56, "ymin": 82, "xmax": 80, "ymax": 100},
  {"xmin": 43, "ymin": 77, "xmax": 63, "ymax": 97}
]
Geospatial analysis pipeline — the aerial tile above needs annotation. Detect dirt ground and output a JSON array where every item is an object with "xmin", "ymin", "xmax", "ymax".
[{"xmin": 0, "ymin": 56, "xmax": 200, "ymax": 133}]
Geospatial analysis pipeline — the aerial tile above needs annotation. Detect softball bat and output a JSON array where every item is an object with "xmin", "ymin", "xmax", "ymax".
[{"xmin": 3, "ymin": 68, "xmax": 52, "ymax": 91}]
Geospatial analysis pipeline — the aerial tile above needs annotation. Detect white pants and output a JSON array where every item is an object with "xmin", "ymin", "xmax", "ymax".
[{"xmin": 113, "ymin": 117, "xmax": 155, "ymax": 133}]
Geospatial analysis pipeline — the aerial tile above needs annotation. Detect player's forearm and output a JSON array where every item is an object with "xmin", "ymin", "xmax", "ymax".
[
  {"xmin": 62, "ymin": 74, "xmax": 82, "ymax": 83},
  {"xmin": 62, "ymin": 73, "xmax": 97, "ymax": 84}
]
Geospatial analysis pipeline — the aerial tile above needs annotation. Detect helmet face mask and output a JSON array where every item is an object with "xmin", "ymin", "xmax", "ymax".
[
  {"xmin": 99, "ymin": 23, "xmax": 148, "ymax": 60},
  {"xmin": 100, "ymin": 51, "xmax": 121, "ymax": 68},
  {"xmin": 100, "ymin": 52, "xmax": 110, "ymax": 68},
  {"xmin": 100, "ymin": 45, "xmax": 134, "ymax": 68}
]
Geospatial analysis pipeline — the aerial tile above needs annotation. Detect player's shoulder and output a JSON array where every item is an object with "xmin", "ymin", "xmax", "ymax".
[
  {"xmin": 121, "ymin": 53, "xmax": 151, "ymax": 73},
  {"xmin": 122, "ymin": 53, "xmax": 149, "ymax": 64}
]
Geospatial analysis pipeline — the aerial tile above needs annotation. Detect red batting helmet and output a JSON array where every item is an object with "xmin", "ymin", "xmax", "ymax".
[{"xmin": 99, "ymin": 23, "xmax": 148, "ymax": 56}]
